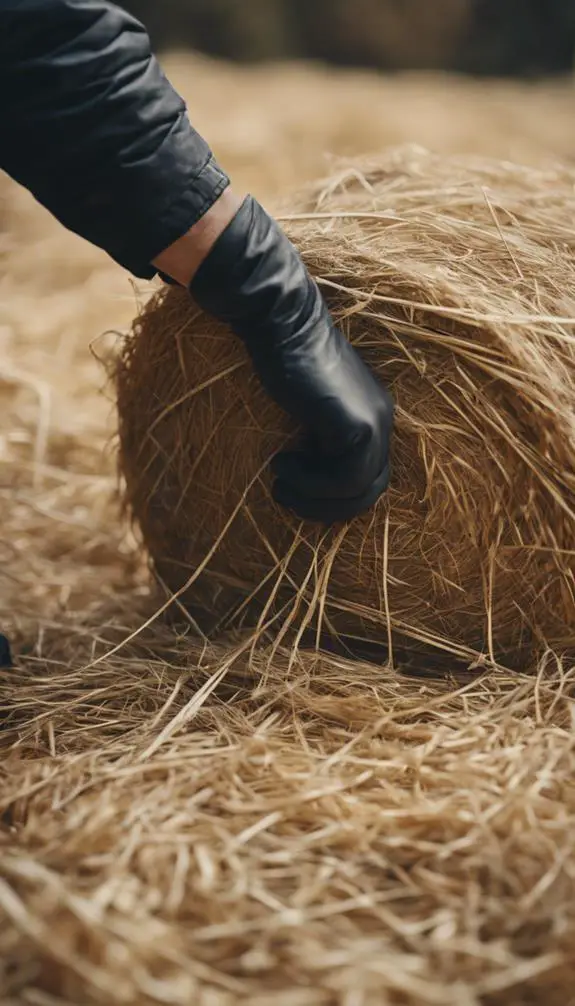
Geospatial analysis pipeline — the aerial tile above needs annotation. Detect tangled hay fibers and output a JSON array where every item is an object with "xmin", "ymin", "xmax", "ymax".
[{"xmin": 117, "ymin": 147, "xmax": 575, "ymax": 669}]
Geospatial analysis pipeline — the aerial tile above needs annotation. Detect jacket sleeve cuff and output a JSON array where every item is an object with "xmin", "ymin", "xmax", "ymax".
[{"xmin": 114, "ymin": 156, "xmax": 230, "ymax": 279}]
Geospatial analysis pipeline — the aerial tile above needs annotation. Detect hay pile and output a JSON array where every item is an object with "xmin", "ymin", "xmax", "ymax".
[
  {"xmin": 117, "ymin": 147, "xmax": 575, "ymax": 669},
  {"xmin": 5, "ymin": 65, "xmax": 575, "ymax": 1006},
  {"xmin": 2, "ymin": 623, "xmax": 575, "ymax": 1006}
]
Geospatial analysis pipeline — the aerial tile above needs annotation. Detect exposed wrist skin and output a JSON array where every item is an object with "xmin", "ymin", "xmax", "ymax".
[{"xmin": 153, "ymin": 188, "xmax": 245, "ymax": 286}]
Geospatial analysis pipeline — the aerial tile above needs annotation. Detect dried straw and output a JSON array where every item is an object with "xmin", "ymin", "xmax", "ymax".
[
  {"xmin": 116, "ymin": 147, "xmax": 575, "ymax": 670},
  {"xmin": 4, "ymin": 68, "xmax": 575, "ymax": 1006},
  {"xmin": 2, "ymin": 616, "xmax": 575, "ymax": 1006}
]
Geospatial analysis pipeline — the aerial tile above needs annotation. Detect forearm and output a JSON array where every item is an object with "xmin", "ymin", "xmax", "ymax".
[{"xmin": 0, "ymin": 0, "xmax": 230, "ymax": 278}]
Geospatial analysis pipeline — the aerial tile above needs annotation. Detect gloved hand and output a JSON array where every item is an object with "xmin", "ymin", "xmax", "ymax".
[{"xmin": 188, "ymin": 196, "xmax": 394, "ymax": 524}]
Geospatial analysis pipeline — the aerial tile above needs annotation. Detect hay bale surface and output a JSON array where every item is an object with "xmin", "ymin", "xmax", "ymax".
[{"xmin": 117, "ymin": 147, "xmax": 575, "ymax": 668}]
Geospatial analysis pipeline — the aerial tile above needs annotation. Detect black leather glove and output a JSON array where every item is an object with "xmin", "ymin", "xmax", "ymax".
[{"xmin": 188, "ymin": 196, "xmax": 394, "ymax": 524}]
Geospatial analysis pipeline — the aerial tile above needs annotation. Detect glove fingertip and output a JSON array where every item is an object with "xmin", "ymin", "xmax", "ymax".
[
  {"xmin": 270, "ymin": 476, "xmax": 297, "ymax": 511},
  {"xmin": 272, "ymin": 478, "xmax": 337, "ymax": 524},
  {"xmin": 270, "ymin": 450, "xmax": 307, "ymax": 486},
  {"xmin": 272, "ymin": 463, "xmax": 391, "ymax": 525}
]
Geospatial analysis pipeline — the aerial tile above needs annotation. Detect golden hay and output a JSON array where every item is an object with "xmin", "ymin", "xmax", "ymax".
[
  {"xmin": 6, "ymin": 67, "xmax": 575, "ymax": 1005},
  {"xmin": 2, "ymin": 621, "xmax": 575, "ymax": 1006},
  {"xmin": 116, "ymin": 147, "xmax": 575, "ymax": 670}
]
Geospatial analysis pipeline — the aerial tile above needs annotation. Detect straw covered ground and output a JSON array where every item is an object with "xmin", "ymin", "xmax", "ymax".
[{"xmin": 2, "ymin": 57, "xmax": 575, "ymax": 1005}]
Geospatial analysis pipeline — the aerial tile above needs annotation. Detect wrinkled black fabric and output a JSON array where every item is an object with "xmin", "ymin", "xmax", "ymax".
[
  {"xmin": 191, "ymin": 196, "xmax": 394, "ymax": 523},
  {"xmin": 0, "ymin": 0, "xmax": 229, "ymax": 277}
]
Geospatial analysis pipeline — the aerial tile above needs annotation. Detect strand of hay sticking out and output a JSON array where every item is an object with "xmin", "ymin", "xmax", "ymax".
[{"xmin": 116, "ymin": 147, "xmax": 575, "ymax": 670}]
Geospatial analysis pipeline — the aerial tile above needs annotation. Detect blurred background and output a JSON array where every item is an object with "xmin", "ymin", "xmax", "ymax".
[{"xmin": 122, "ymin": 0, "xmax": 575, "ymax": 77}]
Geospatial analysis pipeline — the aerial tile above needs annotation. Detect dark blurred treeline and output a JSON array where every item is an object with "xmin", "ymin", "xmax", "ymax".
[{"xmin": 121, "ymin": 0, "xmax": 575, "ymax": 77}]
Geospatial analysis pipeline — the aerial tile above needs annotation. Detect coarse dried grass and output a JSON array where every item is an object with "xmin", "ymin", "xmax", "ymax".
[
  {"xmin": 117, "ymin": 147, "xmax": 575, "ymax": 671},
  {"xmin": 3, "ymin": 61, "xmax": 575, "ymax": 1006},
  {"xmin": 2, "ymin": 622, "xmax": 575, "ymax": 1006}
]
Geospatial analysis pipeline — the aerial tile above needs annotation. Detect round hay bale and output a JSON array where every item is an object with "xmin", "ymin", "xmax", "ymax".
[{"xmin": 116, "ymin": 147, "xmax": 575, "ymax": 669}]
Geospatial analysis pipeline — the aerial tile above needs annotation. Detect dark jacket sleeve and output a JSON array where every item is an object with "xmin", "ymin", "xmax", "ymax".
[{"xmin": 0, "ymin": 0, "xmax": 229, "ymax": 277}]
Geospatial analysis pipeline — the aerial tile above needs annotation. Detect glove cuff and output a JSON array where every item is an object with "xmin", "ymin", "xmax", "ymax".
[{"xmin": 189, "ymin": 196, "xmax": 320, "ymax": 345}]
